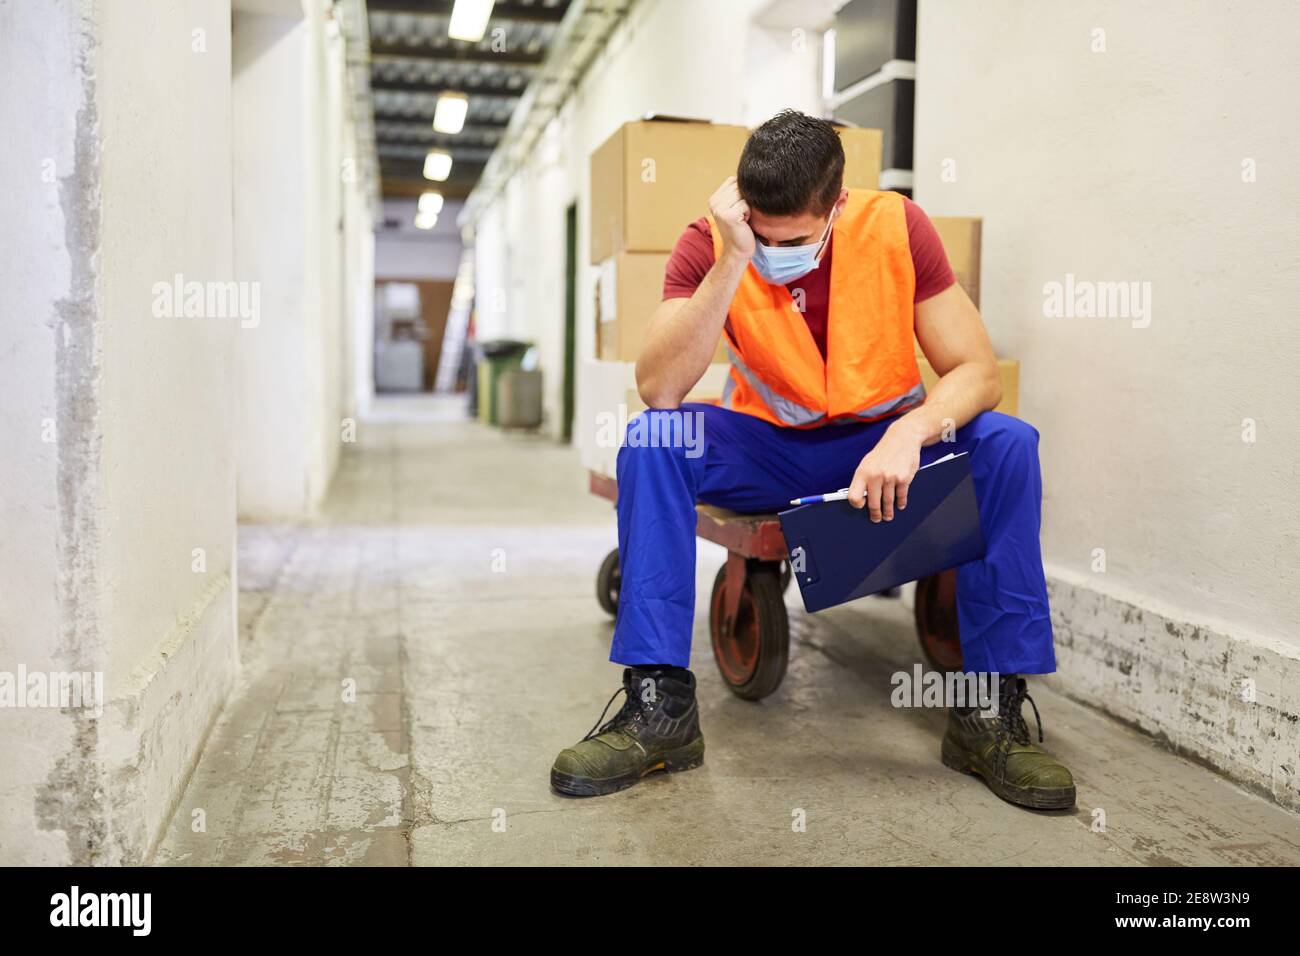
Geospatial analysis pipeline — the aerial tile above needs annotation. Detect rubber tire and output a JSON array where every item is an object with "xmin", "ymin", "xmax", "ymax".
[
  {"xmin": 709, "ymin": 562, "xmax": 789, "ymax": 701},
  {"xmin": 596, "ymin": 548, "xmax": 620, "ymax": 616},
  {"xmin": 914, "ymin": 570, "xmax": 963, "ymax": 672}
]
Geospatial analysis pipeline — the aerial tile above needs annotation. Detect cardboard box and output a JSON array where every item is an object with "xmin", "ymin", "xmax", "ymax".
[
  {"xmin": 590, "ymin": 119, "xmax": 749, "ymax": 264},
  {"xmin": 917, "ymin": 357, "xmax": 1019, "ymax": 416},
  {"xmin": 595, "ymin": 252, "xmax": 728, "ymax": 364},
  {"xmin": 577, "ymin": 359, "xmax": 731, "ymax": 478},
  {"xmin": 931, "ymin": 216, "xmax": 982, "ymax": 307},
  {"xmin": 837, "ymin": 126, "xmax": 883, "ymax": 190},
  {"xmin": 595, "ymin": 251, "xmax": 667, "ymax": 361}
]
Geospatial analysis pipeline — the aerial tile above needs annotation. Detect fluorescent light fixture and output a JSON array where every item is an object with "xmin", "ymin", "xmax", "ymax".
[
  {"xmin": 414, "ymin": 210, "xmax": 438, "ymax": 230},
  {"xmin": 422, "ymin": 150, "xmax": 453, "ymax": 182},
  {"xmin": 433, "ymin": 92, "xmax": 470, "ymax": 134},
  {"xmin": 417, "ymin": 191, "xmax": 445, "ymax": 215},
  {"xmin": 448, "ymin": 0, "xmax": 494, "ymax": 42}
]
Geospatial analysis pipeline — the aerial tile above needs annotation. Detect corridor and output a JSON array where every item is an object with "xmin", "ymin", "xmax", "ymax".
[{"xmin": 153, "ymin": 399, "xmax": 1300, "ymax": 867}]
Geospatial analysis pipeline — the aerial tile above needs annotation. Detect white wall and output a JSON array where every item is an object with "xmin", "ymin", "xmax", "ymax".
[
  {"xmin": 913, "ymin": 0, "xmax": 1300, "ymax": 646},
  {"xmin": 343, "ymin": 117, "xmax": 376, "ymax": 420},
  {"xmin": 0, "ymin": 0, "xmax": 239, "ymax": 864},
  {"xmin": 914, "ymin": 0, "xmax": 1300, "ymax": 805},
  {"xmin": 305, "ymin": 3, "xmax": 346, "ymax": 503},
  {"xmin": 0, "ymin": 0, "xmax": 87, "ymax": 867},
  {"xmin": 233, "ymin": 1, "xmax": 367, "ymax": 518},
  {"xmin": 1, "ymin": 0, "xmax": 378, "ymax": 863},
  {"xmin": 470, "ymin": 0, "xmax": 828, "ymax": 437},
  {"xmin": 233, "ymin": 11, "xmax": 312, "ymax": 517}
]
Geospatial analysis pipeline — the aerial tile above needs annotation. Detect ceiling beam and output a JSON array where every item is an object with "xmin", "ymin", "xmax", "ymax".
[
  {"xmin": 376, "ymin": 128, "xmax": 502, "ymax": 147},
  {"xmin": 368, "ymin": 0, "xmax": 568, "ymax": 24},
  {"xmin": 376, "ymin": 121, "xmax": 504, "ymax": 136},
  {"xmin": 370, "ymin": 78, "xmax": 527, "ymax": 99},
  {"xmin": 370, "ymin": 44, "xmax": 544, "ymax": 66},
  {"xmin": 374, "ymin": 110, "xmax": 509, "ymax": 128}
]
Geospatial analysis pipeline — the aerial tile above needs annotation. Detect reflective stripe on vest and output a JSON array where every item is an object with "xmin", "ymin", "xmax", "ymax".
[
  {"xmin": 840, "ymin": 379, "xmax": 927, "ymax": 423},
  {"xmin": 724, "ymin": 345, "xmax": 826, "ymax": 426},
  {"xmin": 709, "ymin": 189, "xmax": 925, "ymax": 429}
]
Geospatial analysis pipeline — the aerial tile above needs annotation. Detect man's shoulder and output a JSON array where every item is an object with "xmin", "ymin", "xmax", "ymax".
[
  {"xmin": 671, "ymin": 217, "xmax": 715, "ymax": 257},
  {"xmin": 684, "ymin": 216, "xmax": 712, "ymax": 238},
  {"xmin": 663, "ymin": 217, "xmax": 717, "ymax": 299}
]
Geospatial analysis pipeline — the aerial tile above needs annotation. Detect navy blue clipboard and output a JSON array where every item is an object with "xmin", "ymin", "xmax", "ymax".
[{"xmin": 777, "ymin": 452, "xmax": 987, "ymax": 613}]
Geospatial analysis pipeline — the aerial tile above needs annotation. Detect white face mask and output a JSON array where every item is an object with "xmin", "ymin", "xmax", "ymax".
[{"xmin": 751, "ymin": 210, "xmax": 836, "ymax": 286}]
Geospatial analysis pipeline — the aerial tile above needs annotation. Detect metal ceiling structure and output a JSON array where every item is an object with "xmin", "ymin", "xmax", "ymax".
[
  {"xmin": 457, "ymin": 0, "xmax": 632, "ymax": 228},
  {"xmin": 367, "ymin": 0, "xmax": 573, "ymax": 200}
]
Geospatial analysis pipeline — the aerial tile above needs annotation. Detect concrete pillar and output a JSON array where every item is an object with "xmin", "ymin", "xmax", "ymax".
[
  {"xmin": 343, "ymin": 128, "xmax": 377, "ymax": 421},
  {"xmin": 233, "ymin": 1, "xmax": 353, "ymax": 519},
  {"xmin": 0, "ymin": 0, "xmax": 238, "ymax": 864}
]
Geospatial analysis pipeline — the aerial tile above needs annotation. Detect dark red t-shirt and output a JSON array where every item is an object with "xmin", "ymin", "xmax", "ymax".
[{"xmin": 662, "ymin": 197, "xmax": 955, "ymax": 359}]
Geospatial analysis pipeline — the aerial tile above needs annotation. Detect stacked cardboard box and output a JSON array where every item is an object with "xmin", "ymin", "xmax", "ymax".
[
  {"xmin": 582, "ymin": 119, "xmax": 749, "ymax": 477},
  {"xmin": 837, "ymin": 126, "xmax": 884, "ymax": 189},
  {"xmin": 915, "ymin": 215, "xmax": 982, "ymax": 360},
  {"xmin": 931, "ymin": 216, "xmax": 981, "ymax": 307},
  {"xmin": 589, "ymin": 118, "xmax": 748, "ymax": 368},
  {"xmin": 590, "ymin": 119, "xmax": 750, "ymax": 264},
  {"xmin": 595, "ymin": 251, "xmax": 729, "ymax": 364}
]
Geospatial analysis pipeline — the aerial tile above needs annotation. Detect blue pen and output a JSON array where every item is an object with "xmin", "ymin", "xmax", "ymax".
[{"xmin": 789, "ymin": 487, "xmax": 851, "ymax": 506}]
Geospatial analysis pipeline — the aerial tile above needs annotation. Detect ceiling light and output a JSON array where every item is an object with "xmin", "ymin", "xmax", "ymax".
[
  {"xmin": 414, "ymin": 210, "xmax": 438, "ymax": 231},
  {"xmin": 422, "ymin": 150, "xmax": 453, "ymax": 182},
  {"xmin": 433, "ymin": 92, "xmax": 470, "ymax": 134},
  {"xmin": 417, "ymin": 191, "xmax": 445, "ymax": 215},
  {"xmin": 448, "ymin": 0, "xmax": 494, "ymax": 43}
]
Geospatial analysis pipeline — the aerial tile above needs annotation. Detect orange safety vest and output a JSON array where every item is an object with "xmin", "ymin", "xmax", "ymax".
[{"xmin": 708, "ymin": 188, "xmax": 925, "ymax": 428}]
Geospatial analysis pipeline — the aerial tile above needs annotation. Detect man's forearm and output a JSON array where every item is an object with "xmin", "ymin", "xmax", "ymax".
[
  {"xmin": 891, "ymin": 360, "xmax": 1003, "ymax": 446},
  {"xmin": 635, "ymin": 251, "xmax": 749, "ymax": 408}
]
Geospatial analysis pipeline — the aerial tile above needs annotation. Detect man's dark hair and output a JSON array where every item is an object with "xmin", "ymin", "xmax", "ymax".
[{"xmin": 737, "ymin": 110, "xmax": 845, "ymax": 217}]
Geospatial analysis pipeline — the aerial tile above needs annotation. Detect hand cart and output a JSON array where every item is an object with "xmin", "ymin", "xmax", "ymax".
[{"xmin": 590, "ymin": 471, "xmax": 962, "ymax": 700}]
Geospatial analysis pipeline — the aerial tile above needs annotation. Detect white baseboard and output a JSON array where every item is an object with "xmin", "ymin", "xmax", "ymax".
[
  {"xmin": 100, "ymin": 574, "xmax": 240, "ymax": 863},
  {"xmin": 1043, "ymin": 568, "xmax": 1300, "ymax": 811}
]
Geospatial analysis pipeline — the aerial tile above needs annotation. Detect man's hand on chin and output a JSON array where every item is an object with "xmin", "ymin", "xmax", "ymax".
[{"xmin": 847, "ymin": 416, "xmax": 928, "ymax": 523}]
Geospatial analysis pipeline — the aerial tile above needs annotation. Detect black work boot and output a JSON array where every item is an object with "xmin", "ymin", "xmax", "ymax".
[
  {"xmin": 550, "ymin": 667, "xmax": 704, "ymax": 797},
  {"xmin": 941, "ymin": 675, "xmax": 1076, "ymax": 810}
]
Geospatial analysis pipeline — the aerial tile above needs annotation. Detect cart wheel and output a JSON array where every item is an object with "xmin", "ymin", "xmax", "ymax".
[
  {"xmin": 709, "ymin": 561, "xmax": 789, "ymax": 700},
  {"xmin": 596, "ymin": 548, "xmax": 620, "ymax": 616},
  {"xmin": 914, "ymin": 569, "xmax": 963, "ymax": 672}
]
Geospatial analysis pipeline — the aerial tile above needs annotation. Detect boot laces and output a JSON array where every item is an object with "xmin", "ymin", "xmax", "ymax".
[
  {"xmin": 582, "ymin": 683, "xmax": 657, "ymax": 741},
  {"xmin": 996, "ymin": 679, "xmax": 1044, "ymax": 750}
]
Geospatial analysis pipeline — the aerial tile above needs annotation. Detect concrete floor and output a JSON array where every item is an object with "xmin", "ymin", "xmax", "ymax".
[{"xmin": 154, "ymin": 395, "xmax": 1300, "ymax": 866}]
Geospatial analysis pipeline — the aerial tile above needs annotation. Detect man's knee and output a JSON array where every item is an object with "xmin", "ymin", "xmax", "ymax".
[{"xmin": 967, "ymin": 411, "xmax": 1039, "ymax": 450}]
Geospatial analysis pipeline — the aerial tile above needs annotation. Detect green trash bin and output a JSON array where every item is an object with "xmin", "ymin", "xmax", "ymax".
[{"xmin": 476, "ymin": 340, "xmax": 531, "ymax": 425}]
